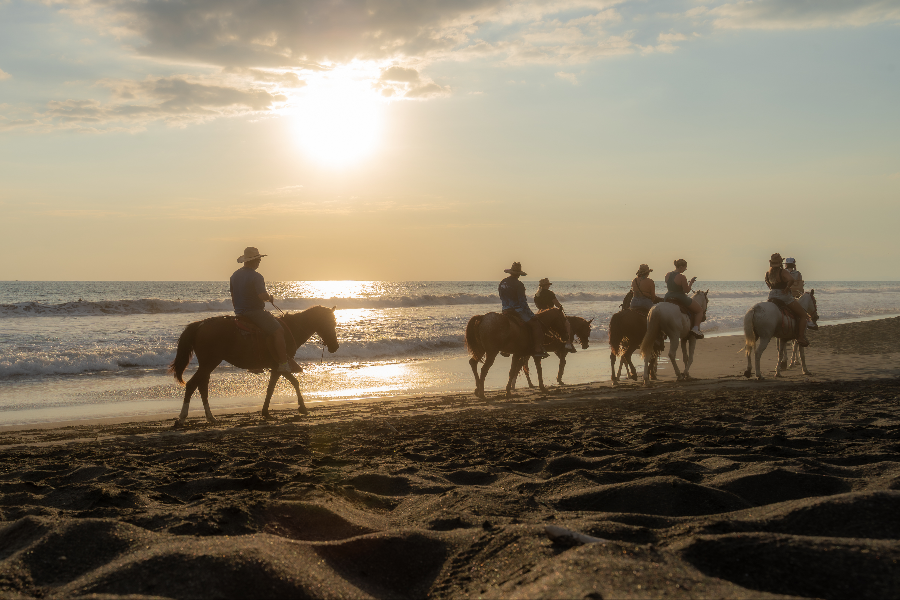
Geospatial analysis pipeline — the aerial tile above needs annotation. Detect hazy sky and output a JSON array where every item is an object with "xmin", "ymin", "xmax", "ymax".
[{"xmin": 1, "ymin": 0, "xmax": 898, "ymax": 282}]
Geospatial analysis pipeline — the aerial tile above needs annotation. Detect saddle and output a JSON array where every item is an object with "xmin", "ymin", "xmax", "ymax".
[
  {"xmin": 767, "ymin": 298, "xmax": 799, "ymax": 339},
  {"xmin": 232, "ymin": 315, "xmax": 299, "ymax": 371},
  {"xmin": 665, "ymin": 297, "xmax": 692, "ymax": 317}
]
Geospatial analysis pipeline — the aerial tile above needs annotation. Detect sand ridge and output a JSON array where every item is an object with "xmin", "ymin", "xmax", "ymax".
[{"xmin": 0, "ymin": 319, "xmax": 899, "ymax": 599}]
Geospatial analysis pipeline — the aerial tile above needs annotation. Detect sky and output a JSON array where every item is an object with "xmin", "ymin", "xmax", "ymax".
[{"xmin": 0, "ymin": 0, "xmax": 898, "ymax": 282}]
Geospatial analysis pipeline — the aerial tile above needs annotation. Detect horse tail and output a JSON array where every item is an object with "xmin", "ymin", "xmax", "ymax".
[
  {"xmin": 465, "ymin": 315, "xmax": 485, "ymax": 361},
  {"xmin": 168, "ymin": 320, "xmax": 202, "ymax": 384},
  {"xmin": 608, "ymin": 311, "xmax": 624, "ymax": 356},
  {"xmin": 743, "ymin": 306, "xmax": 758, "ymax": 357},
  {"xmin": 640, "ymin": 308, "xmax": 662, "ymax": 360}
]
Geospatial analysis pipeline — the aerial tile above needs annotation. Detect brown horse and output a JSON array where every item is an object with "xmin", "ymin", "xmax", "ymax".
[
  {"xmin": 168, "ymin": 306, "xmax": 339, "ymax": 426},
  {"xmin": 465, "ymin": 307, "xmax": 570, "ymax": 399},
  {"xmin": 608, "ymin": 308, "xmax": 663, "ymax": 385},
  {"xmin": 520, "ymin": 316, "xmax": 593, "ymax": 389}
]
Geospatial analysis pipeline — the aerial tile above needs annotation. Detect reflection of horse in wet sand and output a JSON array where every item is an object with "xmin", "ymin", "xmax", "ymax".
[
  {"xmin": 169, "ymin": 306, "xmax": 339, "ymax": 426},
  {"xmin": 465, "ymin": 308, "xmax": 570, "ymax": 399},
  {"xmin": 640, "ymin": 291, "xmax": 709, "ymax": 386},
  {"xmin": 743, "ymin": 291, "xmax": 819, "ymax": 380},
  {"xmin": 519, "ymin": 316, "xmax": 593, "ymax": 389},
  {"xmin": 608, "ymin": 308, "xmax": 663, "ymax": 385}
]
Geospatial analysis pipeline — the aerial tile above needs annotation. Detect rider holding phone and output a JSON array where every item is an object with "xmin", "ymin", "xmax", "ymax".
[{"xmin": 664, "ymin": 258, "xmax": 704, "ymax": 339}]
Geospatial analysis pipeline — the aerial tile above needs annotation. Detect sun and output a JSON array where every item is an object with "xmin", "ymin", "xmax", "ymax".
[{"xmin": 292, "ymin": 68, "xmax": 386, "ymax": 167}]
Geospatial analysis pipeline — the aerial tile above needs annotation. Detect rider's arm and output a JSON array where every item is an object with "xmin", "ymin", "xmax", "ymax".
[
  {"xmin": 645, "ymin": 279, "xmax": 658, "ymax": 300},
  {"xmin": 254, "ymin": 273, "xmax": 272, "ymax": 303},
  {"xmin": 781, "ymin": 269, "xmax": 795, "ymax": 291},
  {"xmin": 676, "ymin": 274, "xmax": 693, "ymax": 293}
]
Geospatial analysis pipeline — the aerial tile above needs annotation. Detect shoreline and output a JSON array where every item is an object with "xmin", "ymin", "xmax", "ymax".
[{"xmin": 2, "ymin": 315, "xmax": 900, "ymax": 432}]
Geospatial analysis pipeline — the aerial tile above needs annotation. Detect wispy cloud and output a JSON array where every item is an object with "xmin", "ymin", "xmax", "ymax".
[
  {"xmin": 555, "ymin": 71, "xmax": 579, "ymax": 84},
  {"xmin": 690, "ymin": 0, "xmax": 900, "ymax": 30},
  {"xmin": 0, "ymin": 69, "xmax": 11, "ymax": 81}
]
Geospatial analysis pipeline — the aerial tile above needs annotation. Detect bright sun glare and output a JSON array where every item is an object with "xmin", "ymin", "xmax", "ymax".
[{"xmin": 293, "ymin": 69, "xmax": 385, "ymax": 167}]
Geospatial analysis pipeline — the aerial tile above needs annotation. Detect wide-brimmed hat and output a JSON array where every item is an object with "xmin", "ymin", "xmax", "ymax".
[
  {"xmin": 504, "ymin": 262, "xmax": 527, "ymax": 276},
  {"xmin": 770, "ymin": 253, "xmax": 784, "ymax": 265},
  {"xmin": 538, "ymin": 278, "xmax": 552, "ymax": 287},
  {"xmin": 785, "ymin": 257, "xmax": 796, "ymax": 265},
  {"xmin": 237, "ymin": 246, "xmax": 267, "ymax": 263},
  {"xmin": 637, "ymin": 264, "xmax": 652, "ymax": 275}
]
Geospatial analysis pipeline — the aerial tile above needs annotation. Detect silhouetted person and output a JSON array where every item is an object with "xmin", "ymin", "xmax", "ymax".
[
  {"xmin": 499, "ymin": 262, "xmax": 548, "ymax": 359},
  {"xmin": 534, "ymin": 278, "xmax": 575, "ymax": 352}
]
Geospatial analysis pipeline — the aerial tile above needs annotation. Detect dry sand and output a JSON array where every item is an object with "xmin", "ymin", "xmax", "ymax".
[{"xmin": 1, "ymin": 317, "xmax": 899, "ymax": 599}]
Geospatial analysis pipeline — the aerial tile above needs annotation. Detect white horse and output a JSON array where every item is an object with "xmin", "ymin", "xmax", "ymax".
[
  {"xmin": 639, "ymin": 291, "xmax": 709, "ymax": 386},
  {"xmin": 743, "ymin": 290, "xmax": 818, "ymax": 380}
]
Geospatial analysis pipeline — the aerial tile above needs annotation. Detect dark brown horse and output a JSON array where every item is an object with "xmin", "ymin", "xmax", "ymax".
[
  {"xmin": 168, "ymin": 306, "xmax": 339, "ymax": 426},
  {"xmin": 465, "ymin": 307, "xmax": 570, "ymax": 399},
  {"xmin": 608, "ymin": 308, "xmax": 662, "ymax": 384},
  {"xmin": 520, "ymin": 316, "xmax": 593, "ymax": 390}
]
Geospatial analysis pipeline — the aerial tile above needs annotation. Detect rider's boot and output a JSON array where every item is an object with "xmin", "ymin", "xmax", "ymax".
[
  {"xmin": 690, "ymin": 312, "xmax": 704, "ymax": 339},
  {"xmin": 564, "ymin": 320, "xmax": 576, "ymax": 353},
  {"xmin": 273, "ymin": 329, "xmax": 295, "ymax": 372},
  {"xmin": 790, "ymin": 304, "xmax": 810, "ymax": 346},
  {"xmin": 529, "ymin": 319, "xmax": 549, "ymax": 359}
]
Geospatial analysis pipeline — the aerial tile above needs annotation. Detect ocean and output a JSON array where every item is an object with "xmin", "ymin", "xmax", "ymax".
[{"xmin": 2, "ymin": 280, "xmax": 899, "ymax": 426}]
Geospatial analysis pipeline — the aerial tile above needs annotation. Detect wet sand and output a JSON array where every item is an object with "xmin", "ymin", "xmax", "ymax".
[{"xmin": 1, "ymin": 318, "xmax": 899, "ymax": 599}]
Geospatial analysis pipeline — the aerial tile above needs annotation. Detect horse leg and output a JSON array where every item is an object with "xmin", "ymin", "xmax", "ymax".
[
  {"xmin": 669, "ymin": 336, "xmax": 683, "ymax": 381},
  {"xmin": 282, "ymin": 372, "xmax": 308, "ymax": 415},
  {"xmin": 522, "ymin": 358, "xmax": 535, "ymax": 388},
  {"xmin": 197, "ymin": 363, "xmax": 221, "ymax": 424},
  {"xmin": 262, "ymin": 371, "xmax": 280, "ymax": 419},
  {"xmin": 684, "ymin": 338, "xmax": 696, "ymax": 380},
  {"xmin": 754, "ymin": 336, "xmax": 771, "ymax": 380},
  {"xmin": 799, "ymin": 344, "xmax": 812, "ymax": 376},
  {"xmin": 506, "ymin": 355, "xmax": 525, "ymax": 398},
  {"xmin": 534, "ymin": 355, "xmax": 547, "ymax": 392},
  {"xmin": 556, "ymin": 350, "xmax": 566, "ymax": 385},
  {"xmin": 176, "ymin": 370, "xmax": 204, "ymax": 427},
  {"xmin": 625, "ymin": 348, "xmax": 638, "ymax": 380},
  {"xmin": 610, "ymin": 351, "xmax": 618, "ymax": 385},
  {"xmin": 775, "ymin": 339, "xmax": 786, "ymax": 377},
  {"xmin": 476, "ymin": 352, "xmax": 497, "ymax": 399},
  {"xmin": 469, "ymin": 357, "xmax": 482, "ymax": 394}
]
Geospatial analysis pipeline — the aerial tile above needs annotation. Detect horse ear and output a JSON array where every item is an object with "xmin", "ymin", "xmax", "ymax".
[
  {"xmin": 331, "ymin": 305, "xmax": 336, "ymax": 312},
  {"xmin": 810, "ymin": 289, "xmax": 815, "ymax": 296},
  {"xmin": 705, "ymin": 289, "xmax": 709, "ymax": 295},
  {"xmin": 587, "ymin": 318, "xmax": 594, "ymax": 325}
]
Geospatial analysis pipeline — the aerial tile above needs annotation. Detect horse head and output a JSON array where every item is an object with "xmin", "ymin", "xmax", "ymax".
[
  {"xmin": 572, "ymin": 316, "xmax": 592, "ymax": 349},
  {"xmin": 693, "ymin": 289, "xmax": 710, "ymax": 323},
  {"xmin": 318, "ymin": 306, "xmax": 340, "ymax": 353},
  {"xmin": 807, "ymin": 289, "xmax": 819, "ymax": 325}
]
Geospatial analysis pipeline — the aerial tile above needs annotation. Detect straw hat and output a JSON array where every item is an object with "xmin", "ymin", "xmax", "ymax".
[
  {"xmin": 237, "ymin": 247, "xmax": 267, "ymax": 263},
  {"xmin": 637, "ymin": 264, "xmax": 652, "ymax": 276},
  {"xmin": 504, "ymin": 262, "xmax": 527, "ymax": 276},
  {"xmin": 770, "ymin": 253, "xmax": 784, "ymax": 265},
  {"xmin": 538, "ymin": 278, "xmax": 552, "ymax": 287}
]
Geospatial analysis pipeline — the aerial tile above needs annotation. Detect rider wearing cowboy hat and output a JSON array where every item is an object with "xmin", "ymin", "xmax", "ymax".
[
  {"xmin": 230, "ymin": 247, "xmax": 295, "ymax": 372},
  {"xmin": 534, "ymin": 278, "xmax": 576, "ymax": 352},
  {"xmin": 499, "ymin": 262, "xmax": 549, "ymax": 359},
  {"xmin": 630, "ymin": 264, "xmax": 660, "ymax": 312}
]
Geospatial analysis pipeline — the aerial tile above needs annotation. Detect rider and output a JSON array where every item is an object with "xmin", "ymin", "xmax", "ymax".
[
  {"xmin": 630, "ymin": 264, "xmax": 660, "ymax": 312},
  {"xmin": 499, "ymin": 262, "xmax": 549, "ymax": 359},
  {"xmin": 766, "ymin": 253, "xmax": 810, "ymax": 346},
  {"xmin": 664, "ymin": 259, "xmax": 704, "ymax": 339},
  {"xmin": 534, "ymin": 278, "xmax": 576, "ymax": 353},
  {"xmin": 230, "ymin": 246, "xmax": 294, "ymax": 373},
  {"xmin": 785, "ymin": 257, "xmax": 816, "ymax": 329}
]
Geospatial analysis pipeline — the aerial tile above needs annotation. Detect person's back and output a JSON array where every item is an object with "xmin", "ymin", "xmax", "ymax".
[
  {"xmin": 230, "ymin": 267, "xmax": 266, "ymax": 315},
  {"xmin": 534, "ymin": 279, "xmax": 558, "ymax": 311},
  {"xmin": 630, "ymin": 264, "xmax": 656, "ymax": 311}
]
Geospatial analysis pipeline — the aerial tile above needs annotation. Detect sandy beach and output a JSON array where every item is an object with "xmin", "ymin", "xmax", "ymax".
[{"xmin": 1, "ymin": 317, "xmax": 899, "ymax": 599}]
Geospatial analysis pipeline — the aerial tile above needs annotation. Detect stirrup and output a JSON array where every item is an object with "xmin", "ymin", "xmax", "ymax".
[
  {"xmin": 533, "ymin": 349, "xmax": 550, "ymax": 359},
  {"xmin": 690, "ymin": 329, "xmax": 704, "ymax": 340}
]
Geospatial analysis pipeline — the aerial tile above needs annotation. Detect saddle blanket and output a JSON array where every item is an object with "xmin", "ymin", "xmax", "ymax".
[{"xmin": 767, "ymin": 298, "xmax": 799, "ymax": 339}]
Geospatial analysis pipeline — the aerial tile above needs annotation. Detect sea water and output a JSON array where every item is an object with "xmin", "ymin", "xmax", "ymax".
[{"xmin": 1, "ymin": 280, "xmax": 899, "ymax": 426}]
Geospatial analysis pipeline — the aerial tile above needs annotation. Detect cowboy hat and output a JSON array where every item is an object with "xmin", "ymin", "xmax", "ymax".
[
  {"xmin": 237, "ymin": 246, "xmax": 267, "ymax": 263},
  {"xmin": 637, "ymin": 264, "xmax": 652, "ymax": 275},
  {"xmin": 504, "ymin": 262, "xmax": 527, "ymax": 276},
  {"xmin": 538, "ymin": 278, "xmax": 552, "ymax": 287}
]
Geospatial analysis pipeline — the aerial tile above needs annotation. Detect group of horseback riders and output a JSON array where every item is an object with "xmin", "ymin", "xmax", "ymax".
[{"xmin": 230, "ymin": 245, "xmax": 817, "ymax": 371}]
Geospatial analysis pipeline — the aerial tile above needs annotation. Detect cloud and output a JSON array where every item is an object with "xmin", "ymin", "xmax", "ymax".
[
  {"xmin": 0, "ymin": 68, "xmax": 10, "ymax": 80},
  {"xmin": 377, "ymin": 66, "xmax": 450, "ymax": 99},
  {"xmin": 693, "ymin": 0, "xmax": 900, "ymax": 30},
  {"xmin": 24, "ymin": 76, "xmax": 287, "ymax": 131},
  {"xmin": 555, "ymin": 71, "xmax": 579, "ymax": 84}
]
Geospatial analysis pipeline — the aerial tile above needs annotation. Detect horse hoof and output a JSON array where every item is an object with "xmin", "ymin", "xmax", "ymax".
[
  {"xmin": 756, "ymin": 376, "xmax": 766, "ymax": 381},
  {"xmin": 803, "ymin": 371, "xmax": 812, "ymax": 376},
  {"xmin": 206, "ymin": 417, "xmax": 218, "ymax": 424},
  {"xmin": 173, "ymin": 419, "xmax": 186, "ymax": 429},
  {"xmin": 743, "ymin": 370, "xmax": 752, "ymax": 378},
  {"xmin": 298, "ymin": 405, "xmax": 309, "ymax": 416}
]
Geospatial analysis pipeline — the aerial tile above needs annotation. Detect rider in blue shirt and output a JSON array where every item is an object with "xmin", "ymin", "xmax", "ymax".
[
  {"xmin": 230, "ymin": 247, "xmax": 293, "ymax": 372},
  {"xmin": 499, "ymin": 262, "xmax": 549, "ymax": 359}
]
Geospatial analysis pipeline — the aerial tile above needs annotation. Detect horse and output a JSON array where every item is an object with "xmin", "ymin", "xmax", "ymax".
[
  {"xmin": 608, "ymin": 308, "xmax": 663, "ymax": 385},
  {"xmin": 519, "ymin": 316, "xmax": 593, "ymax": 390},
  {"xmin": 743, "ymin": 290, "xmax": 818, "ymax": 380},
  {"xmin": 168, "ymin": 306, "xmax": 340, "ymax": 426},
  {"xmin": 465, "ymin": 307, "xmax": 570, "ymax": 399},
  {"xmin": 639, "ymin": 291, "xmax": 709, "ymax": 386}
]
